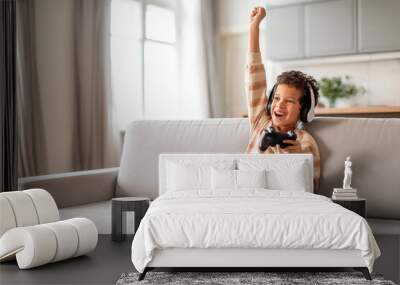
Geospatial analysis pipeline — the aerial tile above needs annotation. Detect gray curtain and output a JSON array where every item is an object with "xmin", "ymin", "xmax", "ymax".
[
  {"xmin": 200, "ymin": 0, "xmax": 223, "ymax": 118},
  {"xmin": 16, "ymin": 0, "xmax": 120, "ymax": 177},
  {"xmin": 0, "ymin": 0, "xmax": 18, "ymax": 191},
  {"xmin": 16, "ymin": 0, "xmax": 47, "ymax": 177},
  {"xmin": 72, "ymin": 0, "xmax": 120, "ymax": 170}
]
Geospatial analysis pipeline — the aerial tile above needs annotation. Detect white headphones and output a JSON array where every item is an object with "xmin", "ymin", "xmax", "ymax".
[{"xmin": 306, "ymin": 83, "xmax": 316, "ymax": 123}]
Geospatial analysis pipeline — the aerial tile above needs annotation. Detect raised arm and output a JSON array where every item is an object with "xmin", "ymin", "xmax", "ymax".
[
  {"xmin": 249, "ymin": 7, "xmax": 265, "ymax": 52},
  {"xmin": 245, "ymin": 7, "xmax": 270, "ymax": 132}
]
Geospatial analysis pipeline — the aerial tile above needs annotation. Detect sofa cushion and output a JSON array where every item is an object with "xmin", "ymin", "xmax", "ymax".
[
  {"xmin": 117, "ymin": 119, "xmax": 249, "ymax": 198},
  {"xmin": 305, "ymin": 117, "xmax": 400, "ymax": 219}
]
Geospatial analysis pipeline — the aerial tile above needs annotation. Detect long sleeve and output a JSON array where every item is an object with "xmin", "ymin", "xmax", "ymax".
[
  {"xmin": 244, "ymin": 52, "xmax": 271, "ymax": 133},
  {"xmin": 300, "ymin": 133, "xmax": 321, "ymax": 192}
]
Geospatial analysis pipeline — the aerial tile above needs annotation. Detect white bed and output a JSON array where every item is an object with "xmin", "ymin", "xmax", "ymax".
[{"xmin": 131, "ymin": 153, "xmax": 380, "ymax": 280}]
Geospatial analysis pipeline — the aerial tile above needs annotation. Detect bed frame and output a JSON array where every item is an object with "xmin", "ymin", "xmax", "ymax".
[
  {"xmin": 137, "ymin": 153, "xmax": 372, "ymax": 281},
  {"xmin": 139, "ymin": 248, "xmax": 371, "ymax": 280}
]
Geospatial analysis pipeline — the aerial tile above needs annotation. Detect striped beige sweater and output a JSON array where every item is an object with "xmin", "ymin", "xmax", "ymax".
[{"xmin": 244, "ymin": 52, "xmax": 321, "ymax": 190}]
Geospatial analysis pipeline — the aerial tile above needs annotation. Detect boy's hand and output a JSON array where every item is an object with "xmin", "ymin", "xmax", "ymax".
[
  {"xmin": 281, "ymin": 139, "xmax": 302, "ymax": 153},
  {"xmin": 250, "ymin": 7, "xmax": 266, "ymax": 28}
]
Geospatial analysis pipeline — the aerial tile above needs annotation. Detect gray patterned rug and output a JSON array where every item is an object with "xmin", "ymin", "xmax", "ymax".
[{"xmin": 116, "ymin": 271, "xmax": 396, "ymax": 285}]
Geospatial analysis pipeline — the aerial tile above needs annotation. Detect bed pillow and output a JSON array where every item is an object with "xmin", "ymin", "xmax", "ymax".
[
  {"xmin": 236, "ymin": 169, "xmax": 267, "ymax": 189},
  {"xmin": 266, "ymin": 161, "xmax": 308, "ymax": 191},
  {"xmin": 166, "ymin": 160, "xmax": 235, "ymax": 192},
  {"xmin": 211, "ymin": 168, "xmax": 267, "ymax": 190},
  {"xmin": 237, "ymin": 159, "xmax": 310, "ymax": 192},
  {"xmin": 211, "ymin": 168, "xmax": 236, "ymax": 190}
]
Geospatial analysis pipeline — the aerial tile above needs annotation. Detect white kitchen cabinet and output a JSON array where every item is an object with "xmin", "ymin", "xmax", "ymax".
[
  {"xmin": 305, "ymin": 0, "xmax": 357, "ymax": 57},
  {"xmin": 358, "ymin": 0, "xmax": 400, "ymax": 53},
  {"xmin": 265, "ymin": 5, "xmax": 305, "ymax": 60}
]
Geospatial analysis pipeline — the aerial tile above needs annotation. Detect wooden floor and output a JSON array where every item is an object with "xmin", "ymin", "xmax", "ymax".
[{"xmin": 0, "ymin": 235, "xmax": 134, "ymax": 285}]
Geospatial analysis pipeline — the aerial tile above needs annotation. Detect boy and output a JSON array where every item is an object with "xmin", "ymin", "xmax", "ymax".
[{"xmin": 245, "ymin": 7, "xmax": 321, "ymax": 190}]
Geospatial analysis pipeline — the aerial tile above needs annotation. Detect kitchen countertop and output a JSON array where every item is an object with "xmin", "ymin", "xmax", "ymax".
[
  {"xmin": 239, "ymin": 106, "xmax": 400, "ymax": 118},
  {"xmin": 315, "ymin": 106, "xmax": 400, "ymax": 115}
]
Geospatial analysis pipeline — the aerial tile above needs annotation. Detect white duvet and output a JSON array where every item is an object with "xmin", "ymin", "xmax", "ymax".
[{"xmin": 131, "ymin": 189, "xmax": 380, "ymax": 273}]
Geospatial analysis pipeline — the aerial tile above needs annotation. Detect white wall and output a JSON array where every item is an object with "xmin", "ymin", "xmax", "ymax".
[
  {"xmin": 216, "ymin": 0, "xmax": 267, "ymax": 117},
  {"xmin": 268, "ymin": 55, "xmax": 400, "ymax": 108},
  {"xmin": 216, "ymin": 0, "xmax": 400, "ymax": 117},
  {"xmin": 217, "ymin": 0, "xmax": 266, "ymax": 34},
  {"xmin": 35, "ymin": 0, "xmax": 75, "ymax": 173}
]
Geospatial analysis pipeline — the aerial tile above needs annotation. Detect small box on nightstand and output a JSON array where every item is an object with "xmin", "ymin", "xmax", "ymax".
[{"xmin": 331, "ymin": 198, "xmax": 366, "ymax": 218}]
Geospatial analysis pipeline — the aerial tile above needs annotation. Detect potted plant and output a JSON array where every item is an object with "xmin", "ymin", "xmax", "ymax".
[{"xmin": 318, "ymin": 76, "xmax": 365, "ymax": 108}]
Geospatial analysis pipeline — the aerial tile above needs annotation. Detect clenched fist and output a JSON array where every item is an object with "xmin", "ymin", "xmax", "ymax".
[{"xmin": 250, "ymin": 7, "xmax": 266, "ymax": 27}]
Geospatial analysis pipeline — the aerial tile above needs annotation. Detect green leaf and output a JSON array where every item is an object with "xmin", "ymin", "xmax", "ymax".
[{"xmin": 317, "ymin": 75, "xmax": 365, "ymax": 104}]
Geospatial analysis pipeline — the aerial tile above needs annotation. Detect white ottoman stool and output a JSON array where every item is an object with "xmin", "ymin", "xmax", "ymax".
[{"xmin": 0, "ymin": 189, "xmax": 98, "ymax": 269}]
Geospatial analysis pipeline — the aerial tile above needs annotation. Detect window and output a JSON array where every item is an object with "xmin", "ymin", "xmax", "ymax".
[
  {"xmin": 111, "ymin": 0, "xmax": 179, "ymax": 130},
  {"xmin": 144, "ymin": 4, "xmax": 178, "ymax": 119}
]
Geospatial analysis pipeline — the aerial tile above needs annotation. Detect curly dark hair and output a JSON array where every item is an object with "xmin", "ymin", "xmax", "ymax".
[{"xmin": 276, "ymin": 70, "xmax": 319, "ymax": 107}]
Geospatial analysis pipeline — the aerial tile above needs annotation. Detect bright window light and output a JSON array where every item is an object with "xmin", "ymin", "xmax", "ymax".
[
  {"xmin": 144, "ymin": 41, "xmax": 179, "ymax": 119},
  {"xmin": 111, "ymin": 0, "xmax": 143, "ymax": 130},
  {"xmin": 145, "ymin": 5, "xmax": 176, "ymax": 43},
  {"xmin": 111, "ymin": 0, "xmax": 179, "ymax": 125},
  {"xmin": 111, "ymin": 0, "xmax": 142, "ymax": 39}
]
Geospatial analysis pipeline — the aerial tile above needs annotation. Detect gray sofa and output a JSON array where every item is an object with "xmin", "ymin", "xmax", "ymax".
[{"xmin": 19, "ymin": 117, "xmax": 400, "ymax": 282}]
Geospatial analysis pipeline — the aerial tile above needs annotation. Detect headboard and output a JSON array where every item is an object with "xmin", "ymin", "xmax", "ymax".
[{"xmin": 158, "ymin": 153, "xmax": 314, "ymax": 195}]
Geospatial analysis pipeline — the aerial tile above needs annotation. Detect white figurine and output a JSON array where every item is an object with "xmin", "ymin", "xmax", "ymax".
[{"xmin": 342, "ymin": 156, "xmax": 352, "ymax": 189}]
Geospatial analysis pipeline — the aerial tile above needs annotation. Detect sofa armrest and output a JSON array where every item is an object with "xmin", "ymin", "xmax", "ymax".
[{"xmin": 18, "ymin": 168, "xmax": 119, "ymax": 208}]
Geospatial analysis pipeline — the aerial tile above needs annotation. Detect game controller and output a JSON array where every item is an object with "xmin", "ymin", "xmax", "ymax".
[{"xmin": 258, "ymin": 126, "xmax": 297, "ymax": 151}]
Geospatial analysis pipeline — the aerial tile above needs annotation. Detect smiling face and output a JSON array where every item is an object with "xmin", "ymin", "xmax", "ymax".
[{"xmin": 270, "ymin": 84, "xmax": 303, "ymax": 132}]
